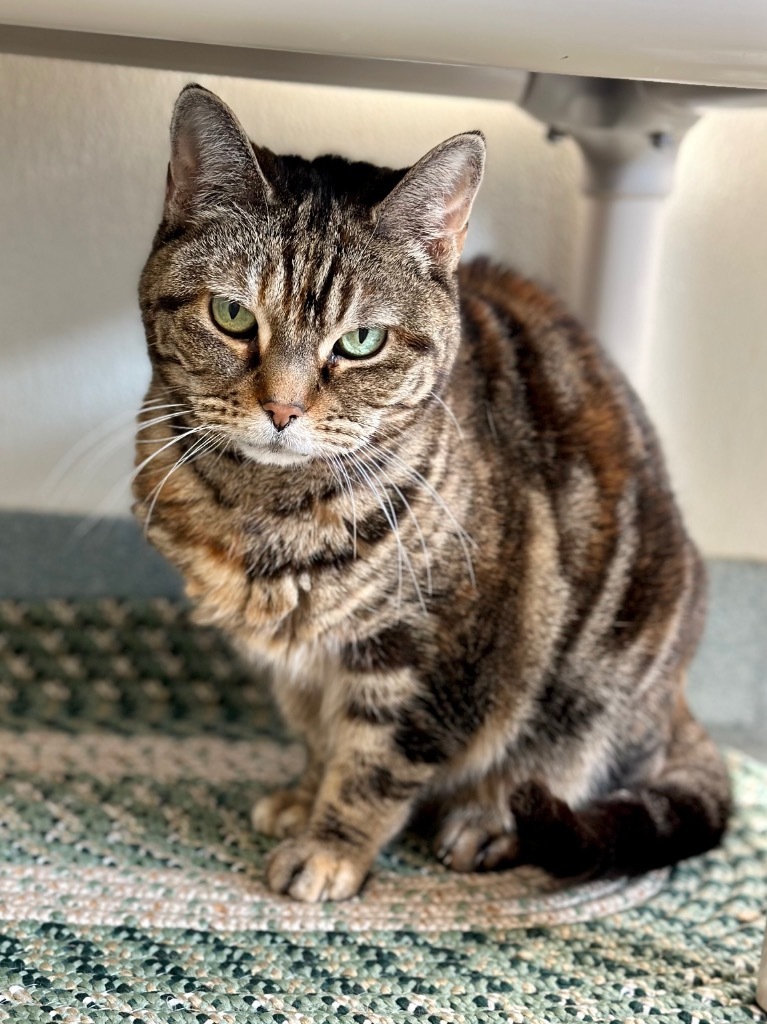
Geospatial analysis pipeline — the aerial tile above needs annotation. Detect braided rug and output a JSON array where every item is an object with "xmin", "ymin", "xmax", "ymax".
[{"xmin": 0, "ymin": 599, "xmax": 764, "ymax": 1023}]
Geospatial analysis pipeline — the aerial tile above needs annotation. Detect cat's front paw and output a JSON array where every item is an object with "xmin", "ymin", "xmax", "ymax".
[
  {"xmin": 435, "ymin": 808, "xmax": 518, "ymax": 872},
  {"xmin": 252, "ymin": 789, "xmax": 313, "ymax": 839},
  {"xmin": 265, "ymin": 837, "xmax": 369, "ymax": 902}
]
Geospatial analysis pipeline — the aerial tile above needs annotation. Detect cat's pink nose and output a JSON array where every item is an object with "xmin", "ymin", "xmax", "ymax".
[{"xmin": 262, "ymin": 400, "xmax": 305, "ymax": 432}]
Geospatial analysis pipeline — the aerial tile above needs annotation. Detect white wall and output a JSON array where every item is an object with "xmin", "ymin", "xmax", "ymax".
[
  {"xmin": 0, "ymin": 53, "xmax": 765, "ymax": 560},
  {"xmin": 641, "ymin": 111, "xmax": 767, "ymax": 560}
]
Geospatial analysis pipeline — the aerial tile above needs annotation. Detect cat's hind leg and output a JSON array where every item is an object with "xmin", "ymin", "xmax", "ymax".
[
  {"xmin": 435, "ymin": 805, "xmax": 518, "ymax": 872},
  {"xmin": 431, "ymin": 775, "xmax": 517, "ymax": 872},
  {"xmin": 508, "ymin": 705, "xmax": 731, "ymax": 879}
]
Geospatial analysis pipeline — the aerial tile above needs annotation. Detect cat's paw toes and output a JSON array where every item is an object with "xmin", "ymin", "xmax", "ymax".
[
  {"xmin": 265, "ymin": 838, "xmax": 368, "ymax": 902},
  {"xmin": 252, "ymin": 790, "xmax": 312, "ymax": 839},
  {"xmin": 435, "ymin": 811, "xmax": 517, "ymax": 872},
  {"xmin": 473, "ymin": 833, "xmax": 520, "ymax": 871}
]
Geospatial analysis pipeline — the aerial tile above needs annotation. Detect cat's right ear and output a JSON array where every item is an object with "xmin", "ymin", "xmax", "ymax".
[{"xmin": 165, "ymin": 84, "xmax": 271, "ymax": 225}]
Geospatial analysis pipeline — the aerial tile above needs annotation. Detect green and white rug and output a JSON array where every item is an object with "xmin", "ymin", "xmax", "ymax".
[{"xmin": 0, "ymin": 599, "xmax": 765, "ymax": 1023}]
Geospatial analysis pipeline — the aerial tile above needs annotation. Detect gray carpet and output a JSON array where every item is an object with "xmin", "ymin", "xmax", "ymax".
[{"xmin": 1, "ymin": 510, "xmax": 764, "ymax": 760}]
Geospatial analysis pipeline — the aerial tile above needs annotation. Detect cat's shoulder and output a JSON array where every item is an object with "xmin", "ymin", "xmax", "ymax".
[
  {"xmin": 458, "ymin": 257, "xmax": 583, "ymax": 343},
  {"xmin": 457, "ymin": 257, "xmax": 636, "ymax": 437}
]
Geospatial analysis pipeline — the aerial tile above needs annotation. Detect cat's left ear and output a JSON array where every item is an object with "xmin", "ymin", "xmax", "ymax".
[{"xmin": 374, "ymin": 132, "xmax": 485, "ymax": 272}]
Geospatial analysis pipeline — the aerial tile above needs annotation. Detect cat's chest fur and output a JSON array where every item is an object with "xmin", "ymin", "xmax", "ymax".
[
  {"xmin": 141, "ymin": 454, "xmax": 408, "ymax": 664},
  {"xmin": 169, "ymin": 485, "xmax": 411, "ymax": 727}
]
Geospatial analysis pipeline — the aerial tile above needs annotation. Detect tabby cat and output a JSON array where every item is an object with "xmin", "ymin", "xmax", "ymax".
[{"xmin": 133, "ymin": 84, "xmax": 731, "ymax": 902}]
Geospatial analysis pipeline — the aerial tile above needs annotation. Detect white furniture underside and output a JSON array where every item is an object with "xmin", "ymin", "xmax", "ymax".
[{"xmin": 0, "ymin": 0, "xmax": 765, "ymax": 87}]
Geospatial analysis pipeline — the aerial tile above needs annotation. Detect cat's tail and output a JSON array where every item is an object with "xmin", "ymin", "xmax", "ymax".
[{"xmin": 509, "ymin": 707, "xmax": 732, "ymax": 879}]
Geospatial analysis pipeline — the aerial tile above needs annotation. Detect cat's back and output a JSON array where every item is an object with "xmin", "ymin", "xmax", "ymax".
[
  {"xmin": 458, "ymin": 257, "xmax": 627, "ymax": 433},
  {"xmin": 456, "ymin": 257, "xmax": 704, "ymax": 665},
  {"xmin": 457, "ymin": 256, "xmax": 664, "ymax": 490}
]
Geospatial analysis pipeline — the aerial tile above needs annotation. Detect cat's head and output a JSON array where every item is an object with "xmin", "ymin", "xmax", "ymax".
[{"xmin": 139, "ymin": 84, "xmax": 484, "ymax": 468}]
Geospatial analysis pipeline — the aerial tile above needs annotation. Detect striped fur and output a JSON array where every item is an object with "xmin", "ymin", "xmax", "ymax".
[{"xmin": 133, "ymin": 85, "xmax": 731, "ymax": 902}]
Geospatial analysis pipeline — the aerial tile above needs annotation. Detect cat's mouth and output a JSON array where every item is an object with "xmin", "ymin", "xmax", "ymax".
[{"xmin": 238, "ymin": 442, "xmax": 312, "ymax": 468}]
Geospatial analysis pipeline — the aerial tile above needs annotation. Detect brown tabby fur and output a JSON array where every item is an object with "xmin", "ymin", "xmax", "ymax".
[{"xmin": 133, "ymin": 85, "xmax": 731, "ymax": 902}]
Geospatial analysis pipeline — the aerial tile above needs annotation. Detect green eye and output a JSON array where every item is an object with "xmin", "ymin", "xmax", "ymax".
[
  {"xmin": 210, "ymin": 295, "xmax": 257, "ymax": 336},
  {"xmin": 333, "ymin": 327, "xmax": 387, "ymax": 360}
]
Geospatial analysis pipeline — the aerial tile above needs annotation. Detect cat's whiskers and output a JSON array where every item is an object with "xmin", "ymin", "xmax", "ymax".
[
  {"xmin": 211, "ymin": 437, "xmax": 232, "ymax": 468},
  {"xmin": 139, "ymin": 401, "xmax": 186, "ymax": 413},
  {"xmin": 69, "ymin": 411, "xmax": 193, "ymax": 511},
  {"xmin": 339, "ymin": 457, "xmax": 359, "ymax": 561},
  {"xmin": 322, "ymin": 434, "xmax": 437, "ymax": 606},
  {"xmin": 362, "ymin": 448, "xmax": 434, "ymax": 599},
  {"xmin": 484, "ymin": 402, "xmax": 499, "ymax": 445},
  {"xmin": 142, "ymin": 428, "xmax": 224, "ymax": 536},
  {"xmin": 345, "ymin": 451, "xmax": 406, "ymax": 609},
  {"xmin": 70, "ymin": 423, "xmax": 206, "ymax": 542},
  {"xmin": 134, "ymin": 410, "xmax": 197, "ymax": 443},
  {"xmin": 136, "ymin": 410, "xmax": 193, "ymax": 440},
  {"xmin": 364, "ymin": 438, "xmax": 477, "ymax": 592},
  {"xmin": 429, "ymin": 391, "xmax": 464, "ymax": 442},
  {"xmin": 42, "ymin": 403, "xmax": 187, "ymax": 499},
  {"xmin": 347, "ymin": 450, "xmax": 429, "ymax": 614},
  {"xmin": 131, "ymin": 426, "xmax": 207, "ymax": 487},
  {"xmin": 368, "ymin": 434, "xmax": 475, "ymax": 553},
  {"xmin": 323, "ymin": 454, "xmax": 358, "ymax": 559}
]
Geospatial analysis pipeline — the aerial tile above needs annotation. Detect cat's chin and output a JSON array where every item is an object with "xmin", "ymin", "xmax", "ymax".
[{"xmin": 239, "ymin": 443, "xmax": 312, "ymax": 468}]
